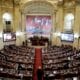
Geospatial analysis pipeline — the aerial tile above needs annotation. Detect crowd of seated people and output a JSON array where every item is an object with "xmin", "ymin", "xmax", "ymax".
[
  {"xmin": 42, "ymin": 45, "xmax": 80, "ymax": 80},
  {"xmin": 0, "ymin": 43, "xmax": 80, "ymax": 80},
  {"xmin": 0, "ymin": 44, "xmax": 34, "ymax": 80}
]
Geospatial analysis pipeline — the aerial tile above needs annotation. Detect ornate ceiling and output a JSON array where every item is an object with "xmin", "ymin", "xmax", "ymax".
[
  {"xmin": 13, "ymin": 0, "xmax": 80, "ymax": 4},
  {"xmin": 12, "ymin": 0, "xmax": 80, "ymax": 10},
  {"xmin": 0, "ymin": 0, "xmax": 80, "ymax": 6},
  {"xmin": 0, "ymin": 0, "xmax": 80, "ymax": 8}
]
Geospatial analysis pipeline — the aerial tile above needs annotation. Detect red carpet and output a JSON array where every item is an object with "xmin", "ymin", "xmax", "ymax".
[{"xmin": 33, "ymin": 48, "xmax": 42, "ymax": 80}]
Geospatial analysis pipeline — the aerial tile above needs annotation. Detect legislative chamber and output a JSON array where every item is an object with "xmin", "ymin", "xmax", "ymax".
[{"xmin": 0, "ymin": 0, "xmax": 80, "ymax": 80}]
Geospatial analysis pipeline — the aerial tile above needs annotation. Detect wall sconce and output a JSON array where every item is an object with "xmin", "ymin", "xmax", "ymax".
[
  {"xmin": 0, "ymin": 32, "xmax": 3, "ymax": 39},
  {"xmin": 16, "ymin": 31, "xmax": 23, "ymax": 36},
  {"xmin": 74, "ymin": 33, "xmax": 79, "ymax": 39},
  {"xmin": 54, "ymin": 32, "xmax": 61, "ymax": 37}
]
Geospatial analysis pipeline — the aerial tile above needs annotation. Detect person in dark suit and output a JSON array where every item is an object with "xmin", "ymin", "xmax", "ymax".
[
  {"xmin": 37, "ymin": 66, "xmax": 43, "ymax": 80},
  {"xmin": 45, "ymin": 74, "xmax": 49, "ymax": 80},
  {"xmin": 18, "ymin": 63, "xmax": 22, "ymax": 74}
]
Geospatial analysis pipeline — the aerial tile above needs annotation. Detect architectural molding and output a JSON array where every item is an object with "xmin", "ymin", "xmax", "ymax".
[{"xmin": 20, "ymin": 1, "xmax": 57, "ymax": 15}]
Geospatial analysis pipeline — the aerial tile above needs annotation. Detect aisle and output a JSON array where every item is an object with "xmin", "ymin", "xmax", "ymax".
[{"xmin": 33, "ymin": 48, "xmax": 42, "ymax": 80}]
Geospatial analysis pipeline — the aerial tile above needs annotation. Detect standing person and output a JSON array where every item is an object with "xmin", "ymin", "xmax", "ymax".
[
  {"xmin": 37, "ymin": 66, "xmax": 43, "ymax": 80},
  {"xmin": 45, "ymin": 74, "xmax": 49, "ymax": 80}
]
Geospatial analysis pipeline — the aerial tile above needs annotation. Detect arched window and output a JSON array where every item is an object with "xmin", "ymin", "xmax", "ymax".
[
  {"xmin": 64, "ymin": 13, "xmax": 74, "ymax": 31},
  {"xmin": 3, "ymin": 12, "xmax": 12, "ymax": 32}
]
